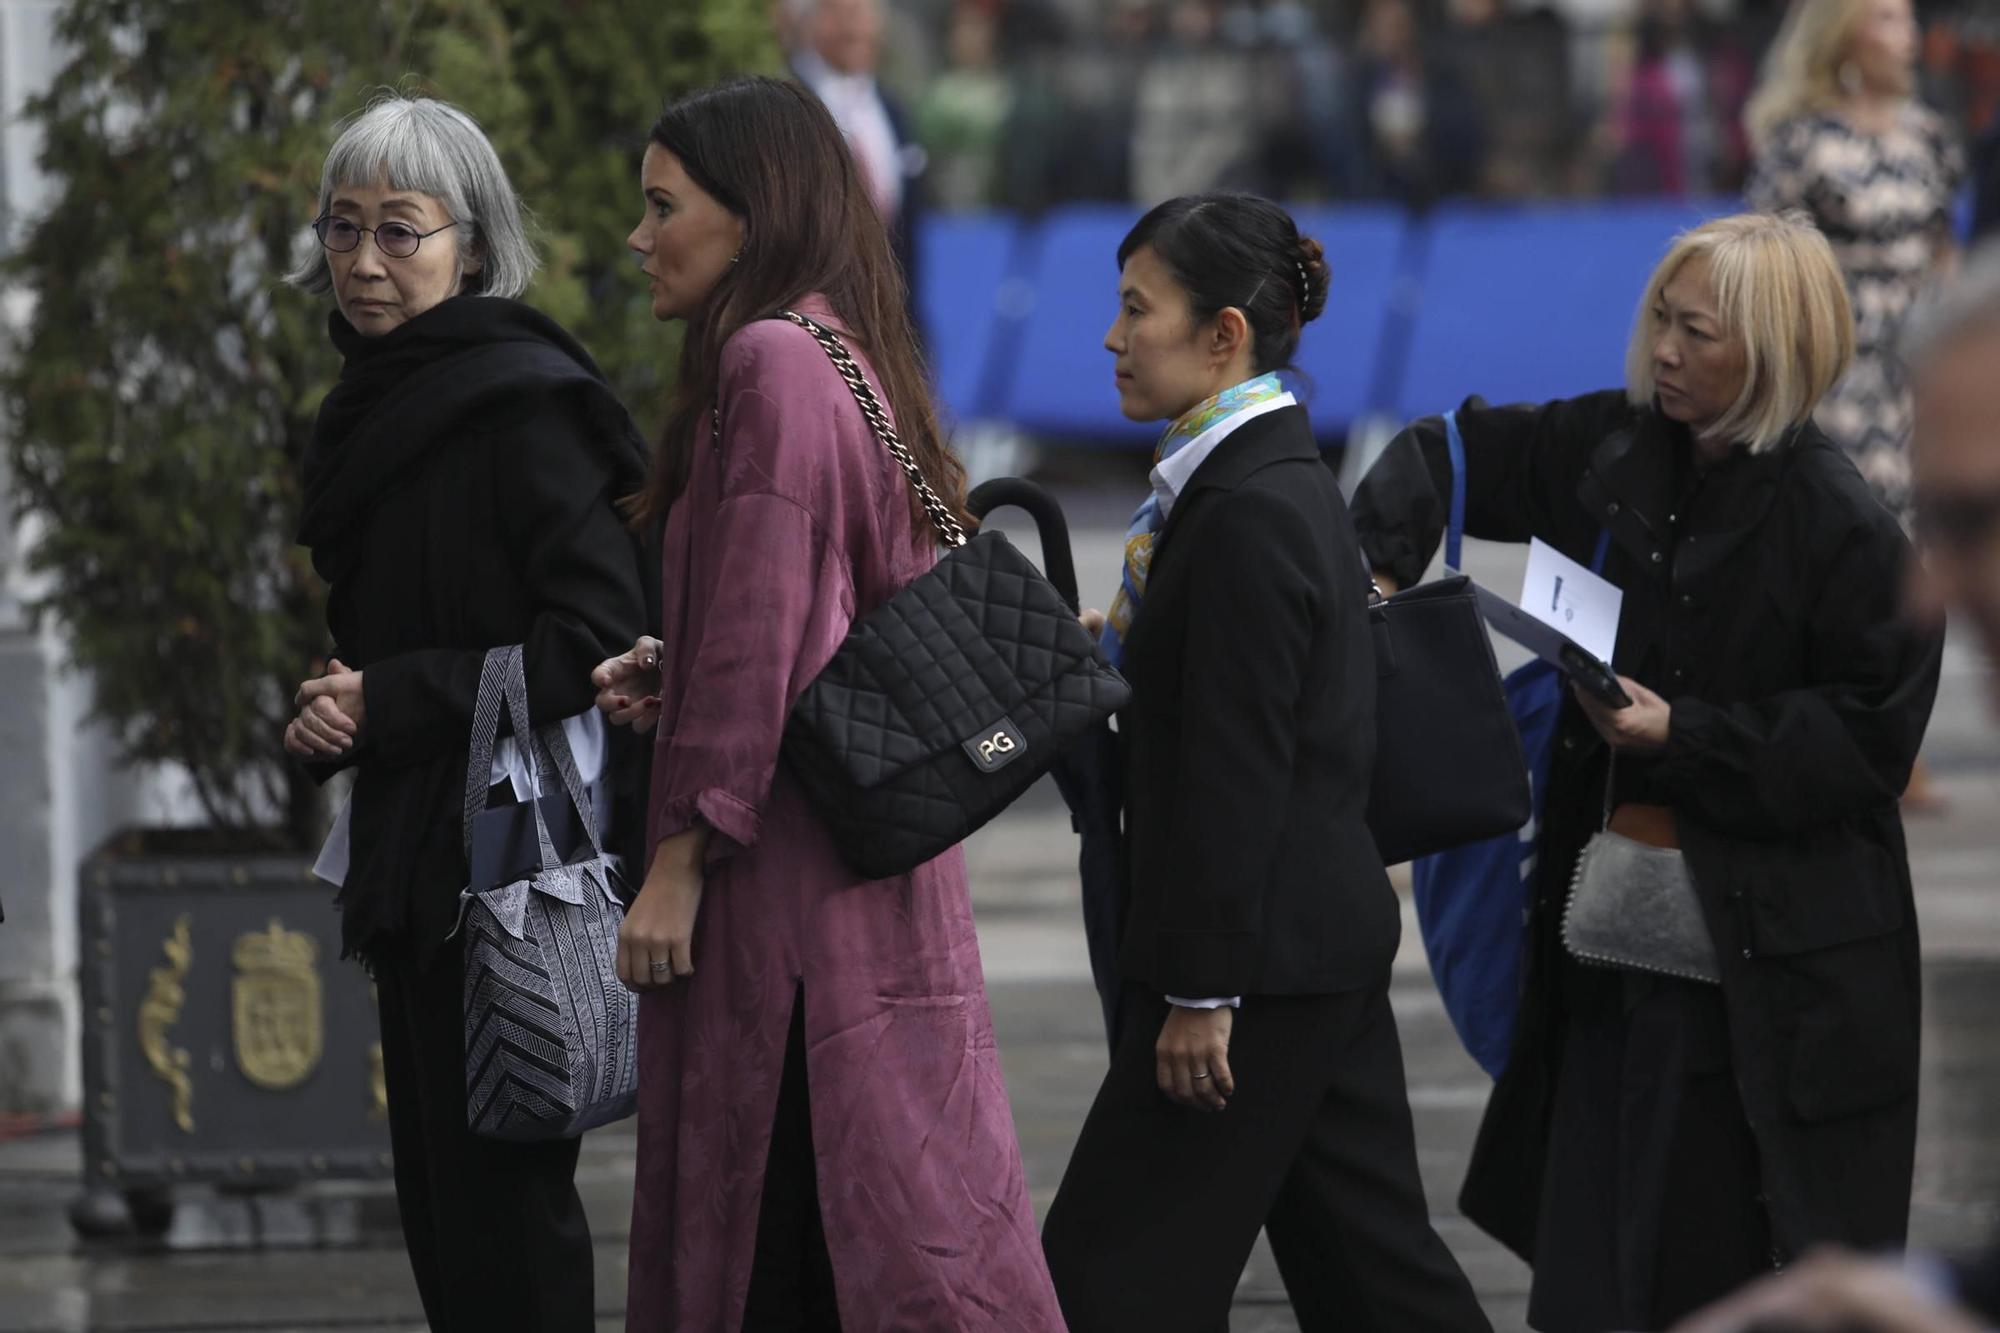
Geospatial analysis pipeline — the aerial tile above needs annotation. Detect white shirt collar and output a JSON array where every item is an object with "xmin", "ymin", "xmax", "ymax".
[
  {"xmin": 1151, "ymin": 392, "xmax": 1298, "ymax": 521},
  {"xmin": 795, "ymin": 48, "xmax": 876, "ymax": 102},
  {"xmin": 791, "ymin": 49, "xmax": 902, "ymax": 217}
]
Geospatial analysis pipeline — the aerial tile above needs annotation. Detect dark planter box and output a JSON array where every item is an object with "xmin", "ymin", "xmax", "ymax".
[{"xmin": 71, "ymin": 830, "xmax": 391, "ymax": 1236}]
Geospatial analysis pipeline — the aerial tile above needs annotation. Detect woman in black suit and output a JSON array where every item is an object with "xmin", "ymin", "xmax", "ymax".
[{"xmin": 1041, "ymin": 193, "xmax": 1490, "ymax": 1333}]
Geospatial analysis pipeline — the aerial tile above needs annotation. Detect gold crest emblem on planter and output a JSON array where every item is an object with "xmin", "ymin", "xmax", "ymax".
[
  {"xmin": 138, "ymin": 915, "xmax": 196, "ymax": 1132},
  {"xmin": 231, "ymin": 920, "xmax": 322, "ymax": 1090}
]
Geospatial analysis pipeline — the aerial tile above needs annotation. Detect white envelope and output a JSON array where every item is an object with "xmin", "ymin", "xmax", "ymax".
[{"xmin": 1520, "ymin": 538, "xmax": 1622, "ymax": 665}]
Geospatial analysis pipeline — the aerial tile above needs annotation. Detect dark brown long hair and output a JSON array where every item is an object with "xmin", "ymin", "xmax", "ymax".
[{"xmin": 626, "ymin": 77, "xmax": 966, "ymax": 540}]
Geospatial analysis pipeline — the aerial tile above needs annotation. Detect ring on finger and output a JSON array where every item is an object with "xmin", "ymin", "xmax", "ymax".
[
  {"xmin": 1192, "ymin": 1072, "xmax": 1211, "ymax": 1081},
  {"xmin": 647, "ymin": 959, "xmax": 673, "ymax": 975}
]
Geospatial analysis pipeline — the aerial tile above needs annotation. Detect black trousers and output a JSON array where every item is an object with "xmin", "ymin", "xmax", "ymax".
[
  {"xmin": 373, "ymin": 940, "xmax": 595, "ymax": 1333},
  {"xmin": 1043, "ymin": 985, "xmax": 1492, "ymax": 1333},
  {"xmin": 743, "ymin": 988, "xmax": 843, "ymax": 1331}
]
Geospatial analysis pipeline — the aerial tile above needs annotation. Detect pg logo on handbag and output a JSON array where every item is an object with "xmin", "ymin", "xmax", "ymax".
[{"xmin": 961, "ymin": 717, "xmax": 1027, "ymax": 774}]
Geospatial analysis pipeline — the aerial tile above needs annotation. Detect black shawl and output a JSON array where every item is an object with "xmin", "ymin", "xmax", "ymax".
[
  {"xmin": 298, "ymin": 294, "xmax": 652, "ymax": 963},
  {"xmin": 300, "ymin": 294, "xmax": 645, "ymax": 562}
]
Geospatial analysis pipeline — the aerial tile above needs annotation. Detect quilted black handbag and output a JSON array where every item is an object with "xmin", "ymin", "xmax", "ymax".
[{"xmin": 777, "ymin": 312, "xmax": 1131, "ymax": 880}]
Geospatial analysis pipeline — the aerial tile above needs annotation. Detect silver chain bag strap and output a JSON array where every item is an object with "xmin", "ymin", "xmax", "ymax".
[
  {"xmin": 776, "ymin": 311, "xmax": 969, "ymax": 546},
  {"xmin": 458, "ymin": 645, "xmax": 638, "ymax": 1140},
  {"xmin": 711, "ymin": 313, "xmax": 968, "ymax": 543},
  {"xmin": 1561, "ymin": 754, "xmax": 1721, "ymax": 984}
]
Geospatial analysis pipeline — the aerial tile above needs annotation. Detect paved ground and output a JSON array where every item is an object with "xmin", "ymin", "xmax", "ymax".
[{"xmin": 4, "ymin": 484, "xmax": 1998, "ymax": 1331}]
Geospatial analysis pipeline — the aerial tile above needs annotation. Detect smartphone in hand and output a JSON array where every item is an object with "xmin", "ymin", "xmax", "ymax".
[{"xmin": 1559, "ymin": 643, "xmax": 1633, "ymax": 709}]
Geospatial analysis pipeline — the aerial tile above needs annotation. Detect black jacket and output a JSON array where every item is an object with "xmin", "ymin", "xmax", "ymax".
[
  {"xmin": 883, "ymin": 91, "xmax": 925, "ymax": 324},
  {"xmin": 1116, "ymin": 405, "xmax": 1401, "ymax": 998},
  {"xmin": 1954, "ymin": 1239, "xmax": 2000, "ymax": 1325},
  {"xmin": 298, "ymin": 296, "xmax": 652, "ymax": 964},
  {"xmin": 1352, "ymin": 391, "xmax": 1942, "ymax": 1267}
]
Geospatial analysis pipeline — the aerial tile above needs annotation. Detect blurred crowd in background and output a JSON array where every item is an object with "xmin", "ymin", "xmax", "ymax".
[{"xmin": 856, "ymin": 0, "xmax": 2000, "ymax": 212}]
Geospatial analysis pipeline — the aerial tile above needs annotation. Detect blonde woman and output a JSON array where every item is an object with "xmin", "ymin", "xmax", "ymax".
[
  {"xmin": 1353, "ymin": 212, "xmax": 1942, "ymax": 1332},
  {"xmin": 1746, "ymin": 0, "xmax": 1963, "ymax": 517}
]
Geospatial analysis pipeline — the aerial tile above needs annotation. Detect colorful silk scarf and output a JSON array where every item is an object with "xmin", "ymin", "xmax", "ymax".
[{"xmin": 1099, "ymin": 373, "xmax": 1285, "ymax": 667}]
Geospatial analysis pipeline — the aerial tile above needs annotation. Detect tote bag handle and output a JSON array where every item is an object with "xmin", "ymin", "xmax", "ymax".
[{"xmin": 1442, "ymin": 409, "xmax": 1610, "ymax": 575}]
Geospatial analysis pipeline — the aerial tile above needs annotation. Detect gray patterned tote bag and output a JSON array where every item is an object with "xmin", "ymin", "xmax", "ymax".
[{"xmin": 457, "ymin": 644, "xmax": 637, "ymax": 1141}]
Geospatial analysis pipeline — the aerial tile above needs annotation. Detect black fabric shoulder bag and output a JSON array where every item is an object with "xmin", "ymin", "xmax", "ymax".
[
  {"xmin": 1363, "ymin": 574, "xmax": 1533, "ymax": 865},
  {"xmin": 776, "ymin": 312, "xmax": 1132, "ymax": 879}
]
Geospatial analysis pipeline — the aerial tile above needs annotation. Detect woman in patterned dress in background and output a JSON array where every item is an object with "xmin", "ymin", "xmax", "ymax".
[
  {"xmin": 1747, "ymin": 0, "xmax": 1961, "ymax": 808},
  {"xmin": 1746, "ymin": 0, "xmax": 1964, "ymax": 519}
]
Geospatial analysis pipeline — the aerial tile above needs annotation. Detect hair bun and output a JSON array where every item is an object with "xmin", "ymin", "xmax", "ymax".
[{"xmin": 1295, "ymin": 235, "xmax": 1329, "ymax": 325}]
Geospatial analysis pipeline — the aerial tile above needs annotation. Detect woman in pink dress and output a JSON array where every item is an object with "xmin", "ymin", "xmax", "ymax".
[{"xmin": 592, "ymin": 77, "xmax": 1066, "ymax": 1332}]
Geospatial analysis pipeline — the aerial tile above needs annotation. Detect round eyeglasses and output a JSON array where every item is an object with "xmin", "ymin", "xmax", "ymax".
[{"xmin": 312, "ymin": 215, "xmax": 460, "ymax": 259}]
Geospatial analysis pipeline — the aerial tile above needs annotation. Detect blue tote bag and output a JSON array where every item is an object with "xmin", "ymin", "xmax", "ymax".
[{"xmin": 1409, "ymin": 412, "xmax": 1607, "ymax": 1079}]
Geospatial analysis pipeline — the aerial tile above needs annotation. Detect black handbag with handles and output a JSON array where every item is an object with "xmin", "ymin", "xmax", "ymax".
[
  {"xmin": 1363, "ymin": 574, "xmax": 1533, "ymax": 865},
  {"xmin": 776, "ymin": 311, "xmax": 1131, "ymax": 880}
]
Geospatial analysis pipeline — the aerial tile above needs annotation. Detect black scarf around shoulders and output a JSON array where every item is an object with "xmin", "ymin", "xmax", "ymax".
[{"xmin": 298, "ymin": 295, "xmax": 646, "ymax": 578}]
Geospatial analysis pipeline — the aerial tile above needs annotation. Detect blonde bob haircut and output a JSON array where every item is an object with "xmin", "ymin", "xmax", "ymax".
[
  {"xmin": 1624, "ymin": 211, "xmax": 1854, "ymax": 453},
  {"xmin": 1745, "ymin": 0, "xmax": 1879, "ymax": 145}
]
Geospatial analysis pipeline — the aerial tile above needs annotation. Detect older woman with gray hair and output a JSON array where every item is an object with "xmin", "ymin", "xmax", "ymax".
[{"xmin": 281, "ymin": 94, "xmax": 649, "ymax": 1332}]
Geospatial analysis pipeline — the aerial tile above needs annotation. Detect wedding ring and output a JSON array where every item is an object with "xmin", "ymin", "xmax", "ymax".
[
  {"xmin": 1192, "ymin": 1072, "xmax": 1211, "ymax": 1081},
  {"xmin": 648, "ymin": 960, "xmax": 672, "ymax": 975}
]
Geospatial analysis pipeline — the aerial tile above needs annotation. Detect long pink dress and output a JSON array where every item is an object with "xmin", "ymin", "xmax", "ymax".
[{"xmin": 627, "ymin": 297, "xmax": 1066, "ymax": 1332}]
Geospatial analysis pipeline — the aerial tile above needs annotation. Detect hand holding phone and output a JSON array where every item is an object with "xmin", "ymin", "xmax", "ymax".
[
  {"xmin": 1559, "ymin": 643, "xmax": 1633, "ymax": 709},
  {"xmin": 1570, "ymin": 672, "xmax": 1671, "ymax": 754}
]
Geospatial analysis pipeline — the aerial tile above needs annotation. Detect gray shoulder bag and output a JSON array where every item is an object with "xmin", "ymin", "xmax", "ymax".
[
  {"xmin": 457, "ymin": 645, "xmax": 638, "ymax": 1140},
  {"xmin": 1562, "ymin": 756, "xmax": 1721, "ymax": 985}
]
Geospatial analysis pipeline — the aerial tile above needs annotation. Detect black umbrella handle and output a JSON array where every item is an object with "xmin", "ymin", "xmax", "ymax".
[{"xmin": 967, "ymin": 477, "xmax": 1082, "ymax": 613}]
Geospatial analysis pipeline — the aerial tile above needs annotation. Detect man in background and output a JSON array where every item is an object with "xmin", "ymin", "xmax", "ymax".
[
  {"xmin": 1672, "ymin": 245, "xmax": 2000, "ymax": 1333},
  {"xmin": 781, "ymin": 0, "xmax": 928, "ymax": 329}
]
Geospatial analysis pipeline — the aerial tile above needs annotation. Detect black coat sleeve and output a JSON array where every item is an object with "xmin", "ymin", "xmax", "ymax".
[
  {"xmin": 299, "ymin": 621, "xmax": 368, "ymax": 785},
  {"xmin": 1349, "ymin": 390, "xmax": 1630, "ymax": 588},
  {"xmin": 1151, "ymin": 490, "xmax": 1320, "ymax": 996},
  {"xmin": 359, "ymin": 397, "xmax": 647, "ymax": 769},
  {"xmin": 1649, "ymin": 513, "xmax": 1943, "ymax": 836},
  {"xmin": 1951, "ymin": 1237, "xmax": 2000, "ymax": 1326}
]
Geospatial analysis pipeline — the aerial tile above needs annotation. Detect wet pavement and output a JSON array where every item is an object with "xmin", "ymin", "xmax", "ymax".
[
  {"xmin": 4, "ymin": 523, "xmax": 1999, "ymax": 1331},
  {"xmin": 6, "ymin": 768, "xmax": 2000, "ymax": 1332}
]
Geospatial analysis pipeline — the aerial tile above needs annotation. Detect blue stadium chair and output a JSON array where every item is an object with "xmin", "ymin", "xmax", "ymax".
[
  {"xmin": 996, "ymin": 206, "xmax": 1150, "ymax": 443},
  {"xmin": 1393, "ymin": 198, "xmax": 1738, "ymax": 423},
  {"xmin": 917, "ymin": 212, "xmax": 1026, "ymax": 428},
  {"xmin": 1285, "ymin": 204, "xmax": 1409, "ymax": 434}
]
